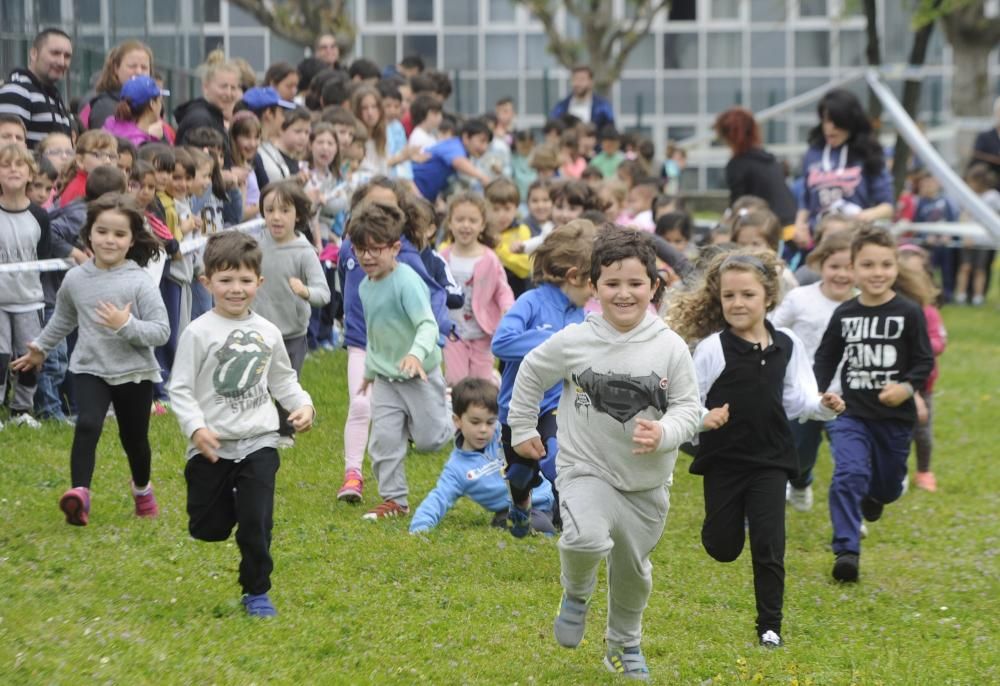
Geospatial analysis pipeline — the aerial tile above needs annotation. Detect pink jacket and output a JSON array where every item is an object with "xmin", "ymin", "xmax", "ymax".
[
  {"xmin": 441, "ymin": 245, "xmax": 514, "ymax": 335},
  {"xmin": 923, "ymin": 304, "xmax": 946, "ymax": 392}
]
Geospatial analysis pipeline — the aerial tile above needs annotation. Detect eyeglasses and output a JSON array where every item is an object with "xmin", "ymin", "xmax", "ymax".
[
  {"xmin": 44, "ymin": 148, "xmax": 74, "ymax": 158},
  {"xmin": 85, "ymin": 151, "xmax": 118, "ymax": 163},
  {"xmin": 355, "ymin": 243, "xmax": 392, "ymax": 258}
]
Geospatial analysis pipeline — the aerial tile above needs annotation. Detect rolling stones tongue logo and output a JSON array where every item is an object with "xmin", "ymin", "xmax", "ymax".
[
  {"xmin": 571, "ymin": 368, "xmax": 669, "ymax": 425},
  {"xmin": 213, "ymin": 330, "xmax": 272, "ymax": 397}
]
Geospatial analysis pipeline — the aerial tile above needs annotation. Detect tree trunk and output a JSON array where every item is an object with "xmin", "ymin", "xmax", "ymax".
[
  {"xmin": 863, "ymin": 0, "xmax": 883, "ymax": 121},
  {"xmin": 891, "ymin": 10, "xmax": 938, "ymax": 197}
]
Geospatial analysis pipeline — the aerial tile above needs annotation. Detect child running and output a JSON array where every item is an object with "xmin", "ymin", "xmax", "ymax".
[
  {"xmin": 409, "ymin": 377, "xmax": 555, "ymax": 534},
  {"xmin": 670, "ymin": 249, "xmax": 843, "ymax": 648},
  {"xmin": 814, "ymin": 225, "xmax": 934, "ymax": 583},
  {"xmin": 509, "ymin": 228, "xmax": 702, "ymax": 680},
  {"xmin": 12, "ymin": 193, "xmax": 169, "ymax": 524},
  {"xmin": 440, "ymin": 191, "xmax": 514, "ymax": 386},
  {"xmin": 167, "ymin": 231, "xmax": 315, "ymax": 617}
]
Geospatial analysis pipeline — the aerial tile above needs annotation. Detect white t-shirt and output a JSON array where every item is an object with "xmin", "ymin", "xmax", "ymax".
[
  {"xmin": 568, "ymin": 96, "xmax": 592, "ymax": 124},
  {"xmin": 447, "ymin": 254, "xmax": 485, "ymax": 340},
  {"xmin": 409, "ymin": 126, "xmax": 438, "ymax": 152}
]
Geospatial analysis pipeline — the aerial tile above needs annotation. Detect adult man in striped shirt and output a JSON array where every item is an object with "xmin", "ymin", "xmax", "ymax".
[{"xmin": 0, "ymin": 28, "xmax": 73, "ymax": 149}]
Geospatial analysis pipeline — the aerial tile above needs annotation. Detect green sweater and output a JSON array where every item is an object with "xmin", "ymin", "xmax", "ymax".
[
  {"xmin": 359, "ymin": 262, "xmax": 441, "ymax": 381},
  {"xmin": 590, "ymin": 151, "xmax": 625, "ymax": 179}
]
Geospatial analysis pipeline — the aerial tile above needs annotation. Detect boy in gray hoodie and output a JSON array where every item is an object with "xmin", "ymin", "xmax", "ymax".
[{"xmin": 508, "ymin": 228, "xmax": 702, "ymax": 681}]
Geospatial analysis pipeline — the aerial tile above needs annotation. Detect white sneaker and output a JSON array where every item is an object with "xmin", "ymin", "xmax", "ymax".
[
  {"xmin": 759, "ymin": 630, "xmax": 783, "ymax": 648},
  {"xmin": 788, "ymin": 485, "xmax": 814, "ymax": 512},
  {"xmin": 900, "ymin": 476, "xmax": 909, "ymax": 496},
  {"xmin": 860, "ymin": 523, "xmax": 869, "ymax": 538},
  {"xmin": 10, "ymin": 413, "xmax": 41, "ymax": 429},
  {"xmin": 785, "ymin": 482, "xmax": 792, "ymax": 502},
  {"xmin": 276, "ymin": 435, "xmax": 296, "ymax": 449}
]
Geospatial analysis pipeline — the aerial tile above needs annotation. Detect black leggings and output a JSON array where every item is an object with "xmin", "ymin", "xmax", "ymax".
[{"xmin": 70, "ymin": 375, "xmax": 153, "ymax": 489}]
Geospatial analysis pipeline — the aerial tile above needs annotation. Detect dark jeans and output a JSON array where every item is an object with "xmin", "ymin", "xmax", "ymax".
[
  {"xmin": 788, "ymin": 418, "xmax": 826, "ymax": 489},
  {"xmin": 701, "ymin": 466, "xmax": 787, "ymax": 636},
  {"xmin": 70, "ymin": 375, "xmax": 153, "ymax": 489},
  {"xmin": 154, "ymin": 277, "xmax": 182, "ymax": 401},
  {"xmin": 501, "ymin": 409, "xmax": 558, "ymax": 507},
  {"xmin": 276, "ymin": 335, "xmax": 307, "ymax": 437},
  {"xmin": 185, "ymin": 448, "xmax": 280, "ymax": 595},
  {"xmin": 912, "ymin": 392, "xmax": 934, "ymax": 473}
]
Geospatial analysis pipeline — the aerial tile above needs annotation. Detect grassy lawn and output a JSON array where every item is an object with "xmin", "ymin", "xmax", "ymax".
[{"xmin": 1, "ymin": 303, "xmax": 998, "ymax": 685}]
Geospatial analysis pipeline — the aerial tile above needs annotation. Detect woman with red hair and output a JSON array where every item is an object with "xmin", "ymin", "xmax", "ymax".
[{"xmin": 714, "ymin": 107, "xmax": 796, "ymax": 227}]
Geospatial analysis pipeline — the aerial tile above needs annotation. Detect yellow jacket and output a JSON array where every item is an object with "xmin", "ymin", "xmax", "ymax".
[{"xmin": 495, "ymin": 223, "xmax": 532, "ymax": 279}]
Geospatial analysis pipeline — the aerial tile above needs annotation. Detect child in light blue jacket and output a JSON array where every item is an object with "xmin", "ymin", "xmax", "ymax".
[{"xmin": 410, "ymin": 377, "xmax": 554, "ymax": 534}]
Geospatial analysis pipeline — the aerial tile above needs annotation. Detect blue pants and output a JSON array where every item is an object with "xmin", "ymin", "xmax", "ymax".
[
  {"xmin": 827, "ymin": 415, "xmax": 912, "ymax": 555},
  {"xmin": 190, "ymin": 278, "xmax": 213, "ymax": 320},
  {"xmin": 154, "ymin": 277, "xmax": 182, "ymax": 400},
  {"xmin": 34, "ymin": 305, "xmax": 68, "ymax": 420},
  {"xmin": 788, "ymin": 419, "xmax": 825, "ymax": 489}
]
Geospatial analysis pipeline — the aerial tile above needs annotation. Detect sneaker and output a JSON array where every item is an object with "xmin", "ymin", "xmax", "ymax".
[
  {"xmin": 553, "ymin": 593, "xmax": 590, "ymax": 648},
  {"xmin": 10, "ymin": 412, "xmax": 41, "ymax": 429},
  {"xmin": 915, "ymin": 471, "xmax": 937, "ymax": 492},
  {"xmin": 337, "ymin": 470, "xmax": 364, "ymax": 503},
  {"xmin": 59, "ymin": 486, "xmax": 90, "ymax": 526},
  {"xmin": 507, "ymin": 504, "xmax": 531, "ymax": 538},
  {"xmin": 972, "ymin": 295, "xmax": 985, "ymax": 306},
  {"xmin": 241, "ymin": 593, "xmax": 277, "ymax": 618},
  {"xmin": 788, "ymin": 485, "xmax": 813, "ymax": 512},
  {"xmin": 759, "ymin": 630, "xmax": 783, "ymax": 648},
  {"xmin": 860, "ymin": 523, "xmax": 868, "ymax": 538},
  {"xmin": 603, "ymin": 644, "xmax": 650, "ymax": 680},
  {"xmin": 832, "ymin": 552, "xmax": 860, "ymax": 582},
  {"xmin": 954, "ymin": 292, "xmax": 967, "ymax": 305},
  {"xmin": 276, "ymin": 435, "xmax": 296, "ymax": 449},
  {"xmin": 150, "ymin": 401, "xmax": 168, "ymax": 416},
  {"xmin": 900, "ymin": 476, "xmax": 909, "ymax": 496},
  {"xmin": 362, "ymin": 500, "xmax": 409, "ymax": 521},
  {"xmin": 860, "ymin": 495, "xmax": 884, "ymax": 522},
  {"xmin": 131, "ymin": 481, "xmax": 159, "ymax": 518}
]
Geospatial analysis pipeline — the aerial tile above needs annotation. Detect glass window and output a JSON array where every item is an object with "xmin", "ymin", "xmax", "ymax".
[
  {"xmin": 363, "ymin": 35, "xmax": 397, "ymax": 70},
  {"xmin": 920, "ymin": 76, "xmax": 945, "ymax": 117},
  {"xmin": 707, "ymin": 32, "xmax": 742, "ymax": 70},
  {"xmin": 750, "ymin": 77, "xmax": 786, "ymax": 113},
  {"xmin": 525, "ymin": 34, "xmax": 559, "ymax": 70},
  {"xmin": 838, "ymin": 30, "xmax": 865, "ymax": 67},
  {"xmin": 925, "ymin": 29, "xmax": 945, "ymax": 65},
  {"xmin": 490, "ymin": 0, "xmax": 516, "ymax": 22},
  {"xmin": 663, "ymin": 33, "xmax": 698, "ymax": 70},
  {"xmin": 800, "ymin": 0, "xmax": 827, "ymax": 17},
  {"xmin": 667, "ymin": 125, "xmax": 696, "ymax": 142},
  {"xmin": 152, "ymin": 0, "xmax": 177, "ymax": 23},
  {"xmin": 711, "ymin": 0, "xmax": 739, "ymax": 19},
  {"xmin": 366, "ymin": 0, "xmax": 392, "ymax": 23},
  {"xmin": 270, "ymin": 34, "xmax": 305, "ymax": 66},
  {"xmin": 663, "ymin": 78, "xmax": 699, "ymax": 115},
  {"xmin": 147, "ymin": 36, "xmax": 178, "ymax": 68},
  {"xmin": 113, "ymin": 0, "xmax": 146, "ymax": 27},
  {"xmin": 444, "ymin": 35, "xmax": 478, "ymax": 71},
  {"xmin": 78, "ymin": 0, "xmax": 101, "ymax": 23},
  {"xmin": 486, "ymin": 79, "xmax": 519, "ymax": 110},
  {"xmin": 751, "ymin": 31, "xmax": 786, "ymax": 69},
  {"xmin": 706, "ymin": 166, "xmax": 727, "ymax": 190},
  {"xmin": 451, "ymin": 78, "xmax": 480, "ymax": 115},
  {"xmin": 680, "ymin": 167, "xmax": 699, "ymax": 192},
  {"xmin": 794, "ymin": 76, "xmax": 827, "ymax": 113},
  {"xmin": 203, "ymin": 0, "xmax": 221, "ymax": 23},
  {"xmin": 444, "ymin": 1, "xmax": 478, "ymax": 26},
  {"xmin": 230, "ymin": 35, "xmax": 266, "ymax": 72},
  {"xmin": 228, "ymin": 4, "xmax": 260, "ymax": 27},
  {"xmin": 525, "ymin": 77, "xmax": 559, "ymax": 115},
  {"xmin": 403, "ymin": 35, "xmax": 438, "ymax": 69},
  {"xmin": 408, "ymin": 0, "xmax": 433, "ymax": 22},
  {"xmin": 707, "ymin": 77, "xmax": 743, "ymax": 113},
  {"xmin": 37, "ymin": 0, "xmax": 61, "ymax": 22},
  {"xmin": 625, "ymin": 34, "xmax": 656, "ymax": 71},
  {"xmin": 620, "ymin": 79, "xmax": 656, "ymax": 116},
  {"xmin": 795, "ymin": 31, "xmax": 830, "ymax": 68},
  {"xmin": 750, "ymin": 0, "xmax": 786, "ymax": 22},
  {"xmin": 485, "ymin": 35, "xmax": 519, "ymax": 71}
]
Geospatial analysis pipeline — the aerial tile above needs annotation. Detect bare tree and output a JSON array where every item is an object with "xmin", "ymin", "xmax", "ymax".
[
  {"xmin": 513, "ymin": 0, "xmax": 673, "ymax": 96},
  {"xmin": 226, "ymin": 0, "xmax": 355, "ymax": 52}
]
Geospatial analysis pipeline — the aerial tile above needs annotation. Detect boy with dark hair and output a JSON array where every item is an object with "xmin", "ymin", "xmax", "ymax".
[
  {"xmin": 168, "ymin": 231, "xmax": 315, "ymax": 617},
  {"xmin": 349, "ymin": 58, "xmax": 381, "ymax": 84},
  {"xmin": 590, "ymin": 125, "xmax": 624, "ymax": 179},
  {"xmin": 412, "ymin": 118, "xmax": 492, "ymax": 201},
  {"xmin": 485, "ymin": 177, "xmax": 532, "ymax": 296},
  {"xmin": 408, "ymin": 93, "xmax": 443, "ymax": 152}
]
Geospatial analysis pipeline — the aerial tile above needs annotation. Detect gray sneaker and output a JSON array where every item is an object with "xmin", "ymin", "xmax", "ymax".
[
  {"xmin": 604, "ymin": 644, "xmax": 650, "ymax": 680},
  {"xmin": 553, "ymin": 593, "xmax": 589, "ymax": 648},
  {"xmin": 788, "ymin": 485, "xmax": 813, "ymax": 512}
]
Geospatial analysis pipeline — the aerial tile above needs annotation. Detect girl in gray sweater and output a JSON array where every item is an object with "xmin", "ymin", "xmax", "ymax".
[{"xmin": 12, "ymin": 194, "xmax": 169, "ymax": 527}]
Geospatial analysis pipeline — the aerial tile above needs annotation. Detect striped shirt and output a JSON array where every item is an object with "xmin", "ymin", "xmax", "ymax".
[{"xmin": 0, "ymin": 69, "xmax": 72, "ymax": 148}]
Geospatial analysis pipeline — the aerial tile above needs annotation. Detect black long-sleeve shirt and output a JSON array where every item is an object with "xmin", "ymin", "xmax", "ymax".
[{"xmin": 814, "ymin": 294, "xmax": 934, "ymax": 424}]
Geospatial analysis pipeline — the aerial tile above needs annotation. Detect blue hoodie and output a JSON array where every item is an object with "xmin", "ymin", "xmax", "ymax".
[
  {"xmin": 409, "ymin": 428, "xmax": 554, "ymax": 533},
  {"xmin": 338, "ymin": 235, "xmax": 455, "ymax": 350},
  {"xmin": 492, "ymin": 283, "xmax": 585, "ymax": 424},
  {"xmin": 799, "ymin": 144, "xmax": 893, "ymax": 227}
]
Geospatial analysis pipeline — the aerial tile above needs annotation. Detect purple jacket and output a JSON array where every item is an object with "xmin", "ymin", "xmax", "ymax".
[{"xmin": 102, "ymin": 117, "xmax": 161, "ymax": 147}]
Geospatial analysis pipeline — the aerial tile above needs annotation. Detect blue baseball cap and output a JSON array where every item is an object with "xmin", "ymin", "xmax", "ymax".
[
  {"xmin": 241, "ymin": 87, "xmax": 296, "ymax": 113},
  {"xmin": 120, "ymin": 75, "xmax": 169, "ymax": 107}
]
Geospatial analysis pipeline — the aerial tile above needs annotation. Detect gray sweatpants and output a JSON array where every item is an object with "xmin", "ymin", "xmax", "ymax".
[
  {"xmin": 0, "ymin": 309, "xmax": 43, "ymax": 413},
  {"xmin": 557, "ymin": 472, "xmax": 670, "ymax": 647},
  {"xmin": 368, "ymin": 368, "xmax": 452, "ymax": 506}
]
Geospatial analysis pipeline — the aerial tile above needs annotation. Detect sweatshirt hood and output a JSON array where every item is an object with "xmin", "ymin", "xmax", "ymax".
[
  {"xmin": 173, "ymin": 97, "xmax": 221, "ymax": 122},
  {"xmin": 586, "ymin": 310, "xmax": 667, "ymax": 344}
]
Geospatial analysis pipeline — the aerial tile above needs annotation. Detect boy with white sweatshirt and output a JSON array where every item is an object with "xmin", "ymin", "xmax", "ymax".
[{"xmin": 508, "ymin": 228, "xmax": 702, "ymax": 680}]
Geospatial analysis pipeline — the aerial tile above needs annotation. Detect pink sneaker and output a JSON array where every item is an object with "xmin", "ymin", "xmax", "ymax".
[
  {"xmin": 132, "ymin": 481, "xmax": 159, "ymax": 517},
  {"xmin": 337, "ymin": 470, "xmax": 364, "ymax": 503},
  {"xmin": 59, "ymin": 487, "xmax": 90, "ymax": 526}
]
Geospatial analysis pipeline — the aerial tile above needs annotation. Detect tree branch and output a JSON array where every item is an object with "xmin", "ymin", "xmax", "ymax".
[{"xmin": 226, "ymin": 0, "xmax": 354, "ymax": 48}]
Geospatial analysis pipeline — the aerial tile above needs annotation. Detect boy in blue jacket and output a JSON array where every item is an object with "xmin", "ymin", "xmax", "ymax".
[{"xmin": 409, "ymin": 377, "xmax": 555, "ymax": 534}]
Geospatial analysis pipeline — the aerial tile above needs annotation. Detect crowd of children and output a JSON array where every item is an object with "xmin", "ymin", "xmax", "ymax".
[{"xmin": 0, "ymin": 42, "xmax": 987, "ymax": 681}]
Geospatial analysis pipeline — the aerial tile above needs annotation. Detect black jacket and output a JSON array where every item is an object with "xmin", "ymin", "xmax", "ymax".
[
  {"xmin": 174, "ymin": 98, "xmax": 231, "ymax": 162},
  {"xmin": 725, "ymin": 149, "xmax": 797, "ymax": 226}
]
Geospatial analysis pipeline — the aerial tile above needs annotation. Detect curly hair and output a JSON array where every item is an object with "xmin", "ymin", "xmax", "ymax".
[
  {"xmin": 668, "ymin": 249, "xmax": 782, "ymax": 343},
  {"xmin": 714, "ymin": 107, "xmax": 762, "ymax": 158}
]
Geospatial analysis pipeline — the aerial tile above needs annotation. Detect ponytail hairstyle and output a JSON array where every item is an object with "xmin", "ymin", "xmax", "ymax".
[{"xmin": 79, "ymin": 192, "xmax": 161, "ymax": 267}]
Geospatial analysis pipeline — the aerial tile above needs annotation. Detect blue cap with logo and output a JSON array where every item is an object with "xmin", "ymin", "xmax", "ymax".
[
  {"xmin": 120, "ymin": 75, "xmax": 169, "ymax": 107},
  {"xmin": 241, "ymin": 87, "xmax": 296, "ymax": 113}
]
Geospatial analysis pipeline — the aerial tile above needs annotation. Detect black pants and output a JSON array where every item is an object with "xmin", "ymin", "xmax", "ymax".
[
  {"xmin": 185, "ymin": 448, "xmax": 280, "ymax": 595},
  {"xmin": 70, "ymin": 375, "xmax": 153, "ymax": 489},
  {"xmin": 701, "ymin": 466, "xmax": 787, "ymax": 636},
  {"xmin": 501, "ymin": 410, "xmax": 558, "ymax": 510},
  {"xmin": 277, "ymin": 335, "xmax": 307, "ymax": 437}
]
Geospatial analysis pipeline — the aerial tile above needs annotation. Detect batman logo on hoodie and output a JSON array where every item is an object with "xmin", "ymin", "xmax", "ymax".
[{"xmin": 571, "ymin": 368, "xmax": 669, "ymax": 425}]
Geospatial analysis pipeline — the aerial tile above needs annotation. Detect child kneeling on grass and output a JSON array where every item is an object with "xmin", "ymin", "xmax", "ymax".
[
  {"xmin": 409, "ymin": 377, "xmax": 555, "ymax": 534},
  {"xmin": 167, "ymin": 231, "xmax": 315, "ymax": 618},
  {"xmin": 508, "ymin": 228, "xmax": 702, "ymax": 681}
]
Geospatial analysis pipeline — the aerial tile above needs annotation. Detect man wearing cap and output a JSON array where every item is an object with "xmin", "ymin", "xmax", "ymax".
[
  {"xmin": 102, "ymin": 75, "xmax": 172, "ymax": 146},
  {"xmin": 0, "ymin": 28, "xmax": 73, "ymax": 149}
]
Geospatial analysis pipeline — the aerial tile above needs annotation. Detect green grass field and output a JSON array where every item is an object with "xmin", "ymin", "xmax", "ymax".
[{"xmin": 1, "ymin": 304, "xmax": 998, "ymax": 685}]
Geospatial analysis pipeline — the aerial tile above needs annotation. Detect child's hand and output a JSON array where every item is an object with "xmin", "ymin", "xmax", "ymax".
[
  {"xmin": 703, "ymin": 403, "xmax": 730, "ymax": 430},
  {"xmin": 95, "ymin": 301, "xmax": 132, "ymax": 330},
  {"xmin": 632, "ymin": 418, "xmax": 663, "ymax": 454},
  {"xmin": 510, "ymin": 240, "xmax": 524, "ymax": 254},
  {"xmin": 513, "ymin": 437, "xmax": 545, "ymax": 460},
  {"xmin": 288, "ymin": 276, "xmax": 309, "ymax": 299},
  {"xmin": 398, "ymin": 354, "xmax": 427, "ymax": 381},
  {"xmin": 10, "ymin": 344, "xmax": 45, "ymax": 373},
  {"xmin": 358, "ymin": 378, "xmax": 373, "ymax": 395},
  {"xmin": 914, "ymin": 392, "xmax": 929, "ymax": 424},
  {"xmin": 193, "ymin": 428, "xmax": 221, "ymax": 462},
  {"xmin": 821, "ymin": 392, "xmax": 846, "ymax": 414},
  {"xmin": 288, "ymin": 405, "xmax": 315, "ymax": 433},
  {"xmin": 70, "ymin": 247, "xmax": 89, "ymax": 265},
  {"xmin": 180, "ymin": 216, "xmax": 197, "ymax": 235},
  {"xmin": 878, "ymin": 383, "xmax": 912, "ymax": 407}
]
